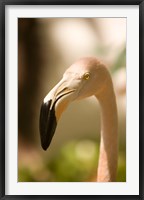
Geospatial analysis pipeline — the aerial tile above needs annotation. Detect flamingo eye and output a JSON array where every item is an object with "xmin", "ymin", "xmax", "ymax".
[{"xmin": 83, "ymin": 72, "xmax": 90, "ymax": 80}]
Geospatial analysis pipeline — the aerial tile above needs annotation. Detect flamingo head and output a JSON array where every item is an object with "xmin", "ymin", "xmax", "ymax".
[{"xmin": 39, "ymin": 57, "xmax": 109, "ymax": 150}]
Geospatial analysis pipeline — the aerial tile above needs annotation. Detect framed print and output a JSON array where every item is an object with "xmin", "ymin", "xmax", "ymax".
[{"xmin": 0, "ymin": 0, "xmax": 143, "ymax": 199}]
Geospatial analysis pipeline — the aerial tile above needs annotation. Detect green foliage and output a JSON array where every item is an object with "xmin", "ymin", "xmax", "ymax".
[
  {"xmin": 48, "ymin": 140, "xmax": 99, "ymax": 182},
  {"xmin": 19, "ymin": 139, "xmax": 126, "ymax": 182},
  {"xmin": 117, "ymin": 152, "xmax": 126, "ymax": 182},
  {"xmin": 18, "ymin": 167, "xmax": 35, "ymax": 182}
]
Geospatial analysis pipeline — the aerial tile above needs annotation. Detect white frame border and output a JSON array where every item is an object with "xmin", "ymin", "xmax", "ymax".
[{"xmin": 5, "ymin": 5, "xmax": 139, "ymax": 195}]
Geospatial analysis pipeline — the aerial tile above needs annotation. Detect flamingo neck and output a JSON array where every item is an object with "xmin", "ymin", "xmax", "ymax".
[{"xmin": 95, "ymin": 80, "xmax": 118, "ymax": 182}]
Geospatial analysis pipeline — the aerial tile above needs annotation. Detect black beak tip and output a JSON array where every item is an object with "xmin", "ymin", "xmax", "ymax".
[
  {"xmin": 39, "ymin": 100, "xmax": 57, "ymax": 151},
  {"xmin": 41, "ymin": 143, "xmax": 48, "ymax": 151}
]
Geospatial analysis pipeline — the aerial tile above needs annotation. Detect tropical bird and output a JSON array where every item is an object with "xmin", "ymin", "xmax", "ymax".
[{"xmin": 39, "ymin": 57, "xmax": 118, "ymax": 182}]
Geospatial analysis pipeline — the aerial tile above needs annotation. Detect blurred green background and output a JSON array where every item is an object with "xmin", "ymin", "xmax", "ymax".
[{"xmin": 18, "ymin": 18, "xmax": 126, "ymax": 182}]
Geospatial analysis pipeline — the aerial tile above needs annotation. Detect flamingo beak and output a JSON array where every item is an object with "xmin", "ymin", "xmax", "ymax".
[{"xmin": 39, "ymin": 81, "xmax": 76, "ymax": 151}]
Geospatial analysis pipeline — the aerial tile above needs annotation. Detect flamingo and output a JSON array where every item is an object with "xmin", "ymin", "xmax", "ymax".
[{"xmin": 39, "ymin": 57, "xmax": 118, "ymax": 182}]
